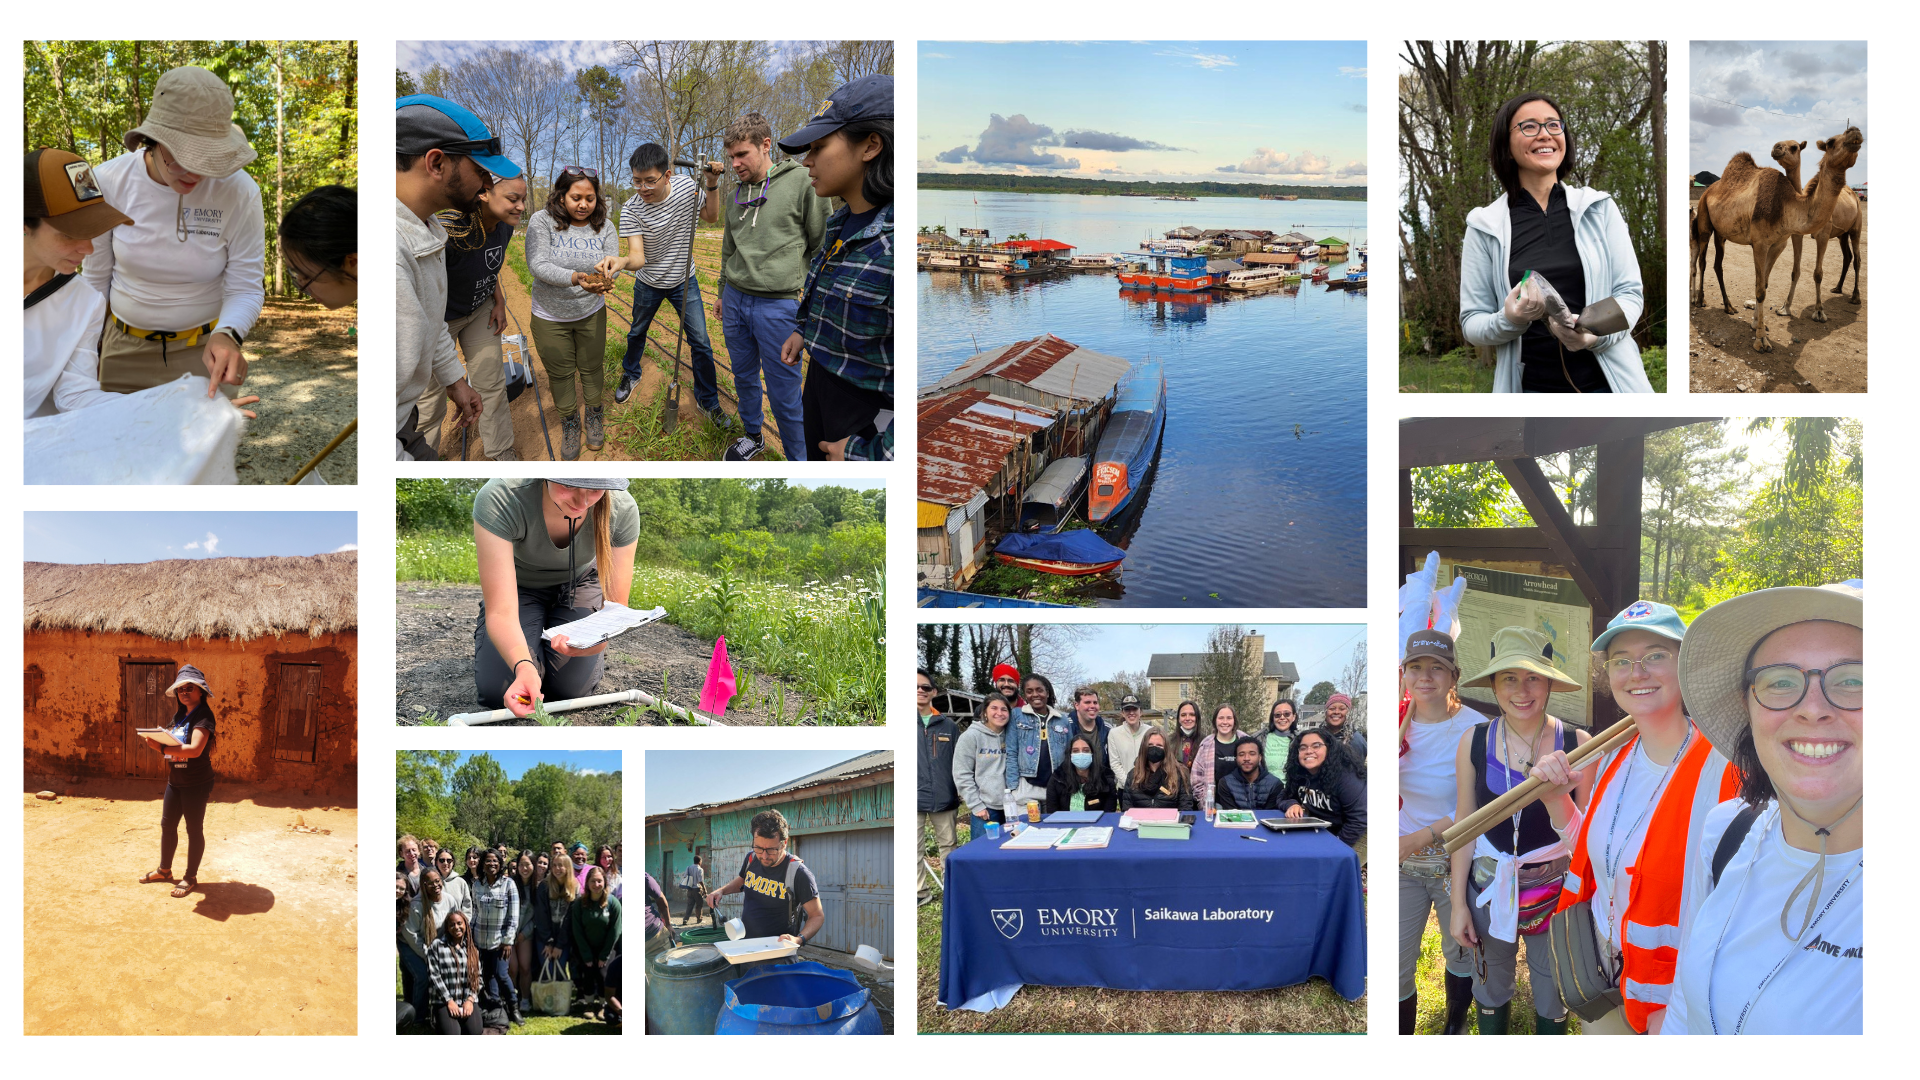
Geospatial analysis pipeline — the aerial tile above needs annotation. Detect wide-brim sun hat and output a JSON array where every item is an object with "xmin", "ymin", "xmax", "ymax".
[
  {"xmin": 124, "ymin": 66, "xmax": 257, "ymax": 178},
  {"xmin": 164, "ymin": 664, "xmax": 212, "ymax": 698},
  {"xmin": 1461, "ymin": 625, "xmax": 1581, "ymax": 693},
  {"xmin": 1676, "ymin": 581, "xmax": 1862, "ymax": 760},
  {"xmin": 549, "ymin": 478, "xmax": 627, "ymax": 490}
]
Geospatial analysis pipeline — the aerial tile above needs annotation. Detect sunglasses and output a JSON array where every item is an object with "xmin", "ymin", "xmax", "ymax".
[
  {"xmin": 916, "ymin": 682, "xmax": 934, "ymax": 691},
  {"xmin": 438, "ymin": 134, "xmax": 504, "ymax": 158},
  {"xmin": 558, "ymin": 164, "xmax": 599, "ymax": 179}
]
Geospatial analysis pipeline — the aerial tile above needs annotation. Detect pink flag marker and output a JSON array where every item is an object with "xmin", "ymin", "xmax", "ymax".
[{"xmin": 699, "ymin": 636, "xmax": 735, "ymax": 716}]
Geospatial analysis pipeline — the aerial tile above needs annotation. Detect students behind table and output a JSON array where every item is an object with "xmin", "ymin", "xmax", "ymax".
[
  {"xmin": 1120, "ymin": 725, "xmax": 1196, "ymax": 811},
  {"xmin": 1259, "ymin": 698, "xmax": 1300, "ymax": 777},
  {"xmin": 954, "ymin": 693, "xmax": 1014, "ymax": 841},
  {"xmin": 1044, "ymin": 733, "xmax": 1116, "ymax": 814},
  {"xmin": 24, "ymin": 148, "xmax": 129, "ymax": 418},
  {"xmin": 427, "ymin": 909, "xmax": 484, "ymax": 1035},
  {"xmin": 1280, "ymin": 728, "xmax": 1368, "ymax": 858},
  {"xmin": 1167, "ymin": 700, "xmax": 1204, "ymax": 770},
  {"xmin": 774, "ymin": 75, "xmax": 894, "ymax": 461},
  {"xmin": 280, "ymin": 184, "xmax": 358, "ymax": 310},
  {"xmin": 1004, "ymin": 672, "xmax": 1070, "ymax": 808},
  {"xmin": 422, "ymin": 171, "xmax": 526, "ymax": 460},
  {"xmin": 1107, "ymin": 694, "xmax": 1148, "ymax": 783},
  {"xmin": 990, "ymin": 663, "xmax": 1023, "ymax": 707},
  {"xmin": 1323, "ymin": 692, "xmax": 1367, "ymax": 771},
  {"xmin": 1215, "ymin": 734, "xmax": 1284, "ymax": 811},
  {"xmin": 572, "ymin": 864, "xmax": 622, "ymax": 1017},
  {"xmin": 1188, "ymin": 704, "xmax": 1244, "ymax": 811},
  {"xmin": 1066, "ymin": 688, "xmax": 1115, "ymax": 787}
]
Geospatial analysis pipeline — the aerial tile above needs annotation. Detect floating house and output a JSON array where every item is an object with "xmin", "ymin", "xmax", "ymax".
[
  {"xmin": 645, "ymin": 751, "xmax": 894, "ymax": 958},
  {"xmin": 1317, "ymin": 236, "xmax": 1351, "ymax": 257}
]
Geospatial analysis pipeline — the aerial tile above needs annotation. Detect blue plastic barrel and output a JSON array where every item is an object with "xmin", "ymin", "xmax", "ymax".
[
  {"xmin": 646, "ymin": 944, "xmax": 730, "ymax": 1035},
  {"xmin": 715, "ymin": 960, "xmax": 881, "ymax": 1035}
]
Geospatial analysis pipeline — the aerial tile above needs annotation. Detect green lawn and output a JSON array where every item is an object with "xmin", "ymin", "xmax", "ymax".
[
  {"xmin": 1400, "ymin": 346, "xmax": 1667, "ymax": 394},
  {"xmin": 1408, "ymin": 912, "xmax": 1580, "ymax": 1033},
  {"xmin": 396, "ymin": 960, "xmax": 618, "ymax": 1035}
]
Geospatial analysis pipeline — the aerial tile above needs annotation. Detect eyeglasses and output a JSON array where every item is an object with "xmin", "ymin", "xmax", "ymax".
[
  {"xmin": 1512, "ymin": 119, "xmax": 1566, "ymax": 138},
  {"xmin": 752, "ymin": 842, "xmax": 785, "ymax": 857},
  {"xmin": 1604, "ymin": 649, "xmax": 1675, "ymax": 677},
  {"xmin": 1745, "ymin": 662, "xmax": 1862, "ymax": 711},
  {"xmin": 634, "ymin": 173, "xmax": 668, "ymax": 190}
]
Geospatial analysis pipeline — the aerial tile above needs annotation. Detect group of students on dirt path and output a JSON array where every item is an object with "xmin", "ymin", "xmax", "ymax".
[
  {"xmin": 26, "ymin": 65, "xmax": 358, "ymax": 454},
  {"xmin": 396, "ymin": 74, "xmax": 894, "ymax": 463},
  {"xmin": 398, "ymin": 834, "xmax": 624, "ymax": 1033}
]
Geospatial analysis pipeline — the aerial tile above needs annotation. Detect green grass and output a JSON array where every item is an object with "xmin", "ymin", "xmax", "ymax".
[
  {"xmin": 1643, "ymin": 346, "xmax": 1667, "ymax": 393},
  {"xmin": 1409, "ymin": 912, "xmax": 1579, "ymax": 1033},
  {"xmin": 964, "ymin": 559, "xmax": 1100, "ymax": 606},
  {"xmin": 505, "ymin": 236, "xmax": 532, "ymax": 289},
  {"xmin": 397, "ymin": 530, "xmax": 481, "ymax": 584},
  {"xmin": 397, "ymin": 960, "xmax": 616, "ymax": 1035},
  {"xmin": 1401, "ymin": 344, "xmax": 1668, "ymax": 394}
]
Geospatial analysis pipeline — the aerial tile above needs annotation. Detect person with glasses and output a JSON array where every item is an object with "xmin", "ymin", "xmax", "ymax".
[
  {"xmin": 421, "ymin": 171, "xmax": 527, "ymax": 460},
  {"xmin": 528, "ymin": 165, "xmax": 620, "ymax": 458},
  {"xmin": 705, "ymin": 810, "xmax": 824, "ymax": 957},
  {"xmin": 278, "ymin": 185, "xmax": 357, "ymax": 310},
  {"xmin": 1662, "ymin": 582, "xmax": 1863, "ymax": 1035},
  {"xmin": 599, "ymin": 144, "xmax": 726, "ymax": 431},
  {"xmin": 82, "ymin": 67, "xmax": 264, "ymax": 400},
  {"xmin": 1529, "ymin": 602, "xmax": 1741, "ymax": 1034},
  {"xmin": 470, "ymin": 477, "xmax": 639, "ymax": 718},
  {"xmin": 397, "ymin": 95, "xmax": 513, "ymax": 459},
  {"xmin": 917, "ymin": 668, "xmax": 960, "ymax": 905},
  {"xmin": 711, "ymin": 111, "xmax": 829, "ymax": 461},
  {"xmin": 1459, "ymin": 92, "xmax": 1651, "ymax": 394}
]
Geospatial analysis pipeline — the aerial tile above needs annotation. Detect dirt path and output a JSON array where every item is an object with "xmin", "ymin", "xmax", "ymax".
[
  {"xmin": 396, "ymin": 582, "xmax": 808, "ymax": 726},
  {"xmin": 235, "ymin": 297, "xmax": 358, "ymax": 484},
  {"xmin": 24, "ymin": 781, "xmax": 357, "ymax": 1035},
  {"xmin": 1689, "ymin": 205, "xmax": 1867, "ymax": 392},
  {"xmin": 428, "ymin": 231, "xmax": 798, "ymax": 461}
]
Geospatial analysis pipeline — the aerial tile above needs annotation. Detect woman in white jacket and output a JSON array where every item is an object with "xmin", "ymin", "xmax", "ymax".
[{"xmin": 1458, "ymin": 92, "xmax": 1651, "ymax": 394}]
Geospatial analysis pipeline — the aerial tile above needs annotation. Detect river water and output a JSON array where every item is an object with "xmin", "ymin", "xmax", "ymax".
[{"xmin": 918, "ymin": 190, "xmax": 1368, "ymax": 608}]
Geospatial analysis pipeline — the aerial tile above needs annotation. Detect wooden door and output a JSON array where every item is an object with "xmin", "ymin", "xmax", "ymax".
[
  {"xmin": 123, "ymin": 662, "xmax": 172, "ymax": 778},
  {"xmin": 275, "ymin": 663, "xmax": 322, "ymax": 762}
]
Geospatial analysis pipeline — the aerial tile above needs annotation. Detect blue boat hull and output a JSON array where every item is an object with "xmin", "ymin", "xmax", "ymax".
[{"xmin": 917, "ymin": 587, "xmax": 1070, "ymax": 609}]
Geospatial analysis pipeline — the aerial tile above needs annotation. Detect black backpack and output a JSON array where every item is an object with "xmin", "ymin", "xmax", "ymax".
[
  {"xmin": 1710, "ymin": 802, "xmax": 1764, "ymax": 888},
  {"xmin": 738, "ymin": 852, "xmax": 809, "ymax": 936}
]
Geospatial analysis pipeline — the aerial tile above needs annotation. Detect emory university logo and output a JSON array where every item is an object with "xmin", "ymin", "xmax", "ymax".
[{"xmin": 991, "ymin": 908, "xmax": 1023, "ymax": 939}]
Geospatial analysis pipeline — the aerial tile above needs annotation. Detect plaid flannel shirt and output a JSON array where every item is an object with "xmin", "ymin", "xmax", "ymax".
[
  {"xmin": 795, "ymin": 202, "xmax": 893, "ymax": 461},
  {"xmin": 469, "ymin": 875, "xmax": 518, "ymax": 951},
  {"xmin": 426, "ymin": 939, "xmax": 477, "ymax": 1009}
]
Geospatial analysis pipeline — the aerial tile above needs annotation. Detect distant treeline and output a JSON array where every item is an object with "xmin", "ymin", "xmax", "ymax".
[{"xmin": 919, "ymin": 172, "xmax": 1367, "ymax": 201}]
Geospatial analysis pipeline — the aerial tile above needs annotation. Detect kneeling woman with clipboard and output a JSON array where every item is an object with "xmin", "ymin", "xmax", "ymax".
[
  {"xmin": 137, "ymin": 665, "xmax": 217, "ymax": 898},
  {"xmin": 472, "ymin": 478, "xmax": 639, "ymax": 716}
]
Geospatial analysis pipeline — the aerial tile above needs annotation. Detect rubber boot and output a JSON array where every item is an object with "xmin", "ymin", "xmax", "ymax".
[
  {"xmin": 1442, "ymin": 971, "xmax": 1474, "ymax": 1035},
  {"xmin": 562, "ymin": 412, "xmax": 582, "ymax": 460},
  {"xmin": 585, "ymin": 405, "xmax": 605, "ymax": 450},
  {"xmin": 1399, "ymin": 993, "xmax": 1418, "ymax": 1034},
  {"xmin": 1534, "ymin": 1013, "xmax": 1569, "ymax": 1035},
  {"xmin": 1476, "ymin": 1001, "xmax": 1510, "ymax": 1035}
]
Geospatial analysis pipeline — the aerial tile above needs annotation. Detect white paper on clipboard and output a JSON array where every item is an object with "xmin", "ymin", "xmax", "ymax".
[
  {"xmin": 539, "ymin": 603, "xmax": 668, "ymax": 648},
  {"xmin": 136, "ymin": 728, "xmax": 184, "ymax": 747}
]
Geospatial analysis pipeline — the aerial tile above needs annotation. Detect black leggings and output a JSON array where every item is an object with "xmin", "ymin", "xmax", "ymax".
[
  {"xmin": 161, "ymin": 782, "xmax": 212, "ymax": 881},
  {"xmin": 434, "ymin": 1003, "xmax": 483, "ymax": 1035}
]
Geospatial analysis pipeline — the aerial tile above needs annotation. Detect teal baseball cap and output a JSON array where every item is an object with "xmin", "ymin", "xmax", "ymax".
[
  {"xmin": 396, "ymin": 94, "xmax": 521, "ymax": 179},
  {"xmin": 1591, "ymin": 599, "xmax": 1687, "ymax": 653}
]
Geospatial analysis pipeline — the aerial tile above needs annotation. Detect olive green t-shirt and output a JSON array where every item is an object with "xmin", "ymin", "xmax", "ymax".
[{"xmin": 471, "ymin": 478, "xmax": 640, "ymax": 588}]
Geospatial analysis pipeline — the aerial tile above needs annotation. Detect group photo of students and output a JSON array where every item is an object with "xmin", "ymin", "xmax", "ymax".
[{"xmin": 395, "ymin": 40, "xmax": 893, "ymax": 463}]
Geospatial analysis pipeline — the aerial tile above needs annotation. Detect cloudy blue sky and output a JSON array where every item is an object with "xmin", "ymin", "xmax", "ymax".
[
  {"xmin": 25, "ymin": 512, "xmax": 356, "ymax": 564},
  {"xmin": 399, "ymin": 40, "xmax": 631, "ymax": 77},
  {"xmin": 920, "ymin": 41, "xmax": 1368, "ymax": 186},
  {"xmin": 1690, "ymin": 41, "xmax": 1867, "ymax": 183}
]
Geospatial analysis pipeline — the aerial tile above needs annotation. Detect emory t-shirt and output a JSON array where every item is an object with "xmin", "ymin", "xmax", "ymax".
[
  {"xmin": 440, "ymin": 214, "xmax": 514, "ymax": 320},
  {"xmin": 737, "ymin": 852, "xmax": 819, "ymax": 939},
  {"xmin": 1397, "ymin": 706, "xmax": 1486, "ymax": 837},
  {"xmin": 618, "ymin": 176, "xmax": 702, "ymax": 289},
  {"xmin": 1663, "ymin": 800, "xmax": 1862, "ymax": 1034},
  {"xmin": 470, "ymin": 478, "xmax": 640, "ymax": 588}
]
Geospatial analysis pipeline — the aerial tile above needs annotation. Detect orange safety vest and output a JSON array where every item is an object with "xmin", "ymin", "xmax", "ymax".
[{"xmin": 1555, "ymin": 727, "xmax": 1740, "ymax": 1033}]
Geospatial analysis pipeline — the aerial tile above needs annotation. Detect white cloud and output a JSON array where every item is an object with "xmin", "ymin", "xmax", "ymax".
[
  {"xmin": 183, "ymin": 532, "xmax": 220, "ymax": 556},
  {"xmin": 923, "ymin": 52, "xmax": 952, "ymax": 59},
  {"xmin": 334, "ymin": 543, "xmax": 359, "ymax": 552},
  {"xmin": 579, "ymin": 768, "xmax": 605, "ymax": 776},
  {"xmin": 1157, "ymin": 48, "xmax": 1236, "ymax": 69},
  {"xmin": 1340, "ymin": 66, "xmax": 1368, "ymax": 79}
]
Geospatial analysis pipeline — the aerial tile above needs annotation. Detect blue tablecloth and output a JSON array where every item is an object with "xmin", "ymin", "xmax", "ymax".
[{"xmin": 938, "ymin": 813, "xmax": 1365, "ymax": 1007}]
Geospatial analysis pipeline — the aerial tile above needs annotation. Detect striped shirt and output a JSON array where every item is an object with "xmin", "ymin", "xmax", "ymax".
[{"xmin": 618, "ymin": 177, "xmax": 703, "ymax": 289}]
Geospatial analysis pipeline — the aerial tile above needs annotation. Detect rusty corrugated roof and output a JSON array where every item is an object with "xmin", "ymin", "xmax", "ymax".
[
  {"xmin": 930, "ymin": 334, "xmax": 1131, "ymax": 405},
  {"xmin": 917, "ymin": 387, "xmax": 1055, "ymax": 508}
]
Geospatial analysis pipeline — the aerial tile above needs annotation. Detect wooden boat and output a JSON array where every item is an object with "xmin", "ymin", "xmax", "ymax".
[
  {"xmin": 1310, "ymin": 263, "xmax": 1329, "ymax": 282},
  {"xmin": 1019, "ymin": 457, "xmax": 1089, "ymax": 533},
  {"xmin": 1222, "ymin": 266, "xmax": 1292, "ymax": 291},
  {"xmin": 1326, "ymin": 267, "xmax": 1368, "ymax": 291},
  {"xmin": 993, "ymin": 553, "xmax": 1124, "ymax": 576},
  {"xmin": 1087, "ymin": 361, "xmax": 1167, "ymax": 524},
  {"xmin": 993, "ymin": 528, "xmax": 1128, "ymax": 576}
]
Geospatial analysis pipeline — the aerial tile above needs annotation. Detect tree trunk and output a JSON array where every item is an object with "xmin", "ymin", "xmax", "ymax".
[
  {"xmin": 1649, "ymin": 41, "xmax": 1666, "ymax": 243},
  {"xmin": 33, "ymin": 42, "xmax": 80, "ymax": 153},
  {"xmin": 274, "ymin": 43, "xmax": 285, "ymax": 297},
  {"xmin": 131, "ymin": 41, "xmax": 145, "ymax": 131}
]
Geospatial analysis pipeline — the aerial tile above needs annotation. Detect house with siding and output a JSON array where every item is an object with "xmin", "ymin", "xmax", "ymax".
[
  {"xmin": 1144, "ymin": 633, "xmax": 1299, "ymax": 716},
  {"xmin": 646, "ymin": 751, "xmax": 894, "ymax": 958}
]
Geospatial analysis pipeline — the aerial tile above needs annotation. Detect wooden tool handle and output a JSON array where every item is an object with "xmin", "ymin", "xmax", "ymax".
[{"xmin": 1441, "ymin": 716, "xmax": 1638, "ymax": 855}]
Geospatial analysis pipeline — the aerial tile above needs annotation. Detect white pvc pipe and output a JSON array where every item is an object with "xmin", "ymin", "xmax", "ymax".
[{"xmin": 447, "ymin": 688, "xmax": 717, "ymax": 727}]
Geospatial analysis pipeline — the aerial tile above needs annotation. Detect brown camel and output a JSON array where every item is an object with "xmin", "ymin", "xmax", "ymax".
[
  {"xmin": 1689, "ymin": 126, "xmax": 1862, "ymax": 351},
  {"xmin": 1691, "ymin": 139, "xmax": 1803, "ymax": 317},
  {"xmin": 1771, "ymin": 138, "xmax": 1864, "ymax": 319}
]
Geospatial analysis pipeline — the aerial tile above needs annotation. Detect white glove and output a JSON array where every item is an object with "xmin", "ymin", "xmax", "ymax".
[{"xmin": 1502, "ymin": 278, "xmax": 1545, "ymax": 324}]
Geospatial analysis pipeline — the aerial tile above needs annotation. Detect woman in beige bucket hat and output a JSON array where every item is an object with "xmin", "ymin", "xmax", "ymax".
[
  {"xmin": 1661, "ymin": 581, "xmax": 1862, "ymax": 1034},
  {"xmin": 1447, "ymin": 625, "xmax": 1593, "ymax": 1033},
  {"xmin": 81, "ymin": 66, "xmax": 265, "ymax": 404}
]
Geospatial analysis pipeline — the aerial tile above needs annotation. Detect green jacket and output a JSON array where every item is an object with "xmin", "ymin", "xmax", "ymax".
[{"xmin": 718, "ymin": 159, "xmax": 828, "ymax": 300}]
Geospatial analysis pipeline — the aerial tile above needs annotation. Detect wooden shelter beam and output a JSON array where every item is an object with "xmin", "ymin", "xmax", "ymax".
[
  {"xmin": 1495, "ymin": 456, "xmax": 1611, "ymax": 612},
  {"xmin": 1400, "ymin": 417, "xmax": 1716, "ymax": 468}
]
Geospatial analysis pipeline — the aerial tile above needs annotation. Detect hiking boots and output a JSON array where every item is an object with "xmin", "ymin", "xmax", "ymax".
[
  {"xmin": 699, "ymin": 403, "xmax": 733, "ymax": 431},
  {"xmin": 492, "ymin": 448, "xmax": 521, "ymax": 462},
  {"xmin": 724, "ymin": 432, "xmax": 765, "ymax": 461},
  {"xmin": 614, "ymin": 374, "xmax": 638, "ymax": 404},
  {"xmin": 585, "ymin": 405, "xmax": 605, "ymax": 450},
  {"xmin": 562, "ymin": 412, "xmax": 582, "ymax": 460}
]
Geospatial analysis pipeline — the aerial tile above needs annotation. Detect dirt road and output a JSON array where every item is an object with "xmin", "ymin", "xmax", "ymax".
[
  {"xmin": 235, "ymin": 297, "xmax": 358, "ymax": 484},
  {"xmin": 24, "ymin": 781, "xmax": 357, "ymax": 1035},
  {"xmin": 1690, "ymin": 205, "xmax": 1867, "ymax": 393},
  {"xmin": 396, "ymin": 583, "xmax": 807, "ymax": 725}
]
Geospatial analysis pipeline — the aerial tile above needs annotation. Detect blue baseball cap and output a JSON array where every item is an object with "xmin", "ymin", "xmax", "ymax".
[
  {"xmin": 1591, "ymin": 599, "xmax": 1687, "ymax": 653},
  {"xmin": 777, "ymin": 74, "xmax": 893, "ymax": 154},
  {"xmin": 396, "ymin": 94, "xmax": 521, "ymax": 179}
]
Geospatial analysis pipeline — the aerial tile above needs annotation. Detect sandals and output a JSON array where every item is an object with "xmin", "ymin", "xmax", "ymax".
[
  {"xmin": 170, "ymin": 881, "xmax": 196, "ymax": 898},
  {"xmin": 140, "ymin": 870, "xmax": 173, "ymax": 884}
]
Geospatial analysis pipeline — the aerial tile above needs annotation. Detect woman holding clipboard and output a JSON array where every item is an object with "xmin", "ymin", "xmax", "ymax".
[
  {"xmin": 472, "ymin": 478, "xmax": 639, "ymax": 717},
  {"xmin": 137, "ymin": 665, "xmax": 217, "ymax": 898}
]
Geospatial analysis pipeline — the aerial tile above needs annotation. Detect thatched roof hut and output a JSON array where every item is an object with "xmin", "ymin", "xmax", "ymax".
[{"xmin": 25, "ymin": 553, "xmax": 358, "ymax": 794}]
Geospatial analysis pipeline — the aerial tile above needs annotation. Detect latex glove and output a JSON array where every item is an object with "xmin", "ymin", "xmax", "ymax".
[
  {"xmin": 1545, "ymin": 317, "xmax": 1601, "ymax": 352},
  {"xmin": 1502, "ymin": 278, "xmax": 1545, "ymax": 325}
]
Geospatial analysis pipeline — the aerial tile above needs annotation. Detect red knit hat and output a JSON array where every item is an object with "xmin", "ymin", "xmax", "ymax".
[{"xmin": 990, "ymin": 663, "xmax": 1021, "ymax": 683}]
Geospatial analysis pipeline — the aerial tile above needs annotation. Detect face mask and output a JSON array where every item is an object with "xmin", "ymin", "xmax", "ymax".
[
  {"xmin": 1145, "ymin": 746, "xmax": 1167, "ymax": 764},
  {"xmin": 1071, "ymin": 752, "xmax": 1093, "ymax": 769},
  {"xmin": 1180, "ymin": 723, "xmax": 1196, "ymax": 735}
]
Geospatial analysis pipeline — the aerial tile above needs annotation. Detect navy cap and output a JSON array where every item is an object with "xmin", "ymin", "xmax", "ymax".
[
  {"xmin": 777, "ymin": 74, "xmax": 893, "ymax": 154},
  {"xmin": 1119, "ymin": 695, "xmax": 1141, "ymax": 709},
  {"xmin": 1591, "ymin": 599, "xmax": 1687, "ymax": 653},
  {"xmin": 396, "ymin": 95, "xmax": 522, "ymax": 179}
]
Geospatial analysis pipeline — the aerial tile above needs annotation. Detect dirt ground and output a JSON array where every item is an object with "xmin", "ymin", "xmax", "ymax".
[
  {"xmin": 1689, "ymin": 205, "xmax": 1867, "ymax": 393},
  {"xmin": 234, "ymin": 297, "xmax": 358, "ymax": 484},
  {"xmin": 23, "ymin": 780, "xmax": 358, "ymax": 1035},
  {"xmin": 396, "ymin": 582, "xmax": 808, "ymax": 726},
  {"xmin": 428, "ymin": 232, "xmax": 798, "ymax": 462}
]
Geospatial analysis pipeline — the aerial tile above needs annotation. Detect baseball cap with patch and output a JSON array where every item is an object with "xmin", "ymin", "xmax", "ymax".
[
  {"xmin": 396, "ymin": 95, "xmax": 521, "ymax": 179},
  {"xmin": 1591, "ymin": 599, "xmax": 1688, "ymax": 654},
  {"xmin": 1119, "ymin": 695, "xmax": 1141, "ymax": 709},
  {"xmin": 777, "ymin": 74, "xmax": 893, "ymax": 154},
  {"xmin": 25, "ymin": 148, "xmax": 133, "ymax": 239},
  {"xmin": 1403, "ymin": 629, "xmax": 1459, "ymax": 671}
]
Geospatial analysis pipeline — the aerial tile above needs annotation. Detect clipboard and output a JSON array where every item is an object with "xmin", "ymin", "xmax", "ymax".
[{"xmin": 136, "ymin": 728, "xmax": 183, "ymax": 747}]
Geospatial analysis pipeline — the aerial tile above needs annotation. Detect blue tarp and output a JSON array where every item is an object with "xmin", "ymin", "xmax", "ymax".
[
  {"xmin": 938, "ymin": 812, "xmax": 1366, "ymax": 1008},
  {"xmin": 995, "ymin": 529, "xmax": 1127, "ymax": 565}
]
